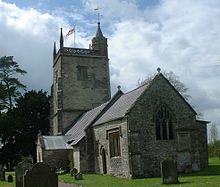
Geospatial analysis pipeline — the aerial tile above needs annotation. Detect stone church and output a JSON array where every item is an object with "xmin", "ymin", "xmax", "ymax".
[{"xmin": 36, "ymin": 22, "xmax": 208, "ymax": 178}]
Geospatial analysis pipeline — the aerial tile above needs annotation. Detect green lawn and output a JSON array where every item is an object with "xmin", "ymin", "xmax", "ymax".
[
  {"xmin": 59, "ymin": 157, "xmax": 220, "ymax": 187},
  {"xmin": 0, "ymin": 158, "xmax": 219, "ymax": 187},
  {"xmin": 0, "ymin": 172, "xmax": 15, "ymax": 187}
]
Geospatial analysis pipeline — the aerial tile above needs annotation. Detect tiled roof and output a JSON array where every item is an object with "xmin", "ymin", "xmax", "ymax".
[
  {"xmin": 64, "ymin": 103, "xmax": 108, "ymax": 145},
  {"xmin": 41, "ymin": 136, "xmax": 73, "ymax": 150},
  {"xmin": 93, "ymin": 83, "xmax": 149, "ymax": 126}
]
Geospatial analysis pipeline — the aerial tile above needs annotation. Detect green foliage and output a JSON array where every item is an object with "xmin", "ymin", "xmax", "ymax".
[
  {"xmin": 13, "ymin": 90, "xmax": 50, "ymax": 161},
  {"xmin": 0, "ymin": 90, "xmax": 50, "ymax": 168},
  {"xmin": 0, "ymin": 56, "xmax": 27, "ymax": 111},
  {"xmin": 0, "ymin": 83, "xmax": 7, "ymax": 110},
  {"xmin": 0, "ymin": 113, "xmax": 20, "ymax": 169},
  {"xmin": 208, "ymin": 140, "xmax": 220, "ymax": 157}
]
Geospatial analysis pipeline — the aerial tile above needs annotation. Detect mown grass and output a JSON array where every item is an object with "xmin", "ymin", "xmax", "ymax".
[
  {"xmin": 0, "ymin": 158, "xmax": 219, "ymax": 187},
  {"xmin": 0, "ymin": 172, "xmax": 15, "ymax": 187},
  {"xmin": 59, "ymin": 157, "xmax": 220, "ymax": 187}
]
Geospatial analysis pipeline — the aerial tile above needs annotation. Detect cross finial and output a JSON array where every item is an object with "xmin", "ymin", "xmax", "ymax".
[{"xmin": 157, "ymin": 67, "xmax": 161, "ymax": 73}]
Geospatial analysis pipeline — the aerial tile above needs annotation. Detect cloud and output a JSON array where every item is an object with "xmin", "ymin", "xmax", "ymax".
[
  {"xmin": 0, "ymin": 0, "xmax": 90, "ymax": 91},
  {"xmin": 0, "ymin": 0, "xmax": 220, "ymax": 129},
  {"xmin": 98, "ymin": 0, "xmax": 220, "ymax": 126},
  {"xmin": 83, "ymin": 0, "xmax": 141, "ymax": 22}
]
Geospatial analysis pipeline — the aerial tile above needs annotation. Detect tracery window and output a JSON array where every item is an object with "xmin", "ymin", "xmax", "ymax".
[{"xmin": 156, "ymin": 105, "xmax": 174, "ymax": 140}]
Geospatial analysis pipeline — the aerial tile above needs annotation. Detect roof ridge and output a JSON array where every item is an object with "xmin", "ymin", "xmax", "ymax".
[
  {"xmin": 88, "ymin": 90, "xmax": 123, "ymax": 128},
  {"xmin": 123, "ymin": 81, "xmax": 150, "ymax": 95}
]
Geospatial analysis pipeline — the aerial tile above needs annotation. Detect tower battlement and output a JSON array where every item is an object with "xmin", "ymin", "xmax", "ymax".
[{"xmin": 53, "ymin": 47, "xmax": 102, "ymax": 65}]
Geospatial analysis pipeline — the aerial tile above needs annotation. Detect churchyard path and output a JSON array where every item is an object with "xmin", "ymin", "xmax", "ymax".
[{"xmin": 59, "ymin": 182, "xmax": 81, "ymax": 187}]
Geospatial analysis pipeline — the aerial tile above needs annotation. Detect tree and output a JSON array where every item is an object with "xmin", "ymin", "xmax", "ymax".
[
  {"xmin": 0, "ymin": 113, "xmax": 20, "ymax": 169},
  {"xmin": 208, "ymin": 124, "xmax": 220, "ymax": 157},
  {"xmin": 0, "ymin": 90, "xmax": 50, "ymax": 168},
  {"xmin": 13, "ymin": 90, "xmax": 50, "ymax": 162},
  {"xmin": 137, "ymin": 71, "xmax": 190, "ymax": 101},
  {"xmin": 209, "ymin": 124, "xmax": 219, "ymax": 143},
  {"xmin": 0, "ymin": 56, "xmax": 27, "ymax": 111},
  {"xmin": 0, "ymin": 83, "xmax": 7, "ymax": 111}
]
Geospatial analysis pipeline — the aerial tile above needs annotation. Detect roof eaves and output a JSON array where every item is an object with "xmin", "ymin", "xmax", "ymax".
[
  {"xmin": 71, "ymin": 134, "xmax": 85, "ymax": 146},
  {"xmin": 196, "ymin": 119, "xmax": 210, "ymax": 124}
]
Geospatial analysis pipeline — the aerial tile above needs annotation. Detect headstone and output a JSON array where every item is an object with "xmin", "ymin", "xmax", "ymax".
[
  {"xmin": 0, "ymin": 165, "xmax": 5, "ymax": 181},
  {"xmin": 23, "ymin": 162, "xmax": 58, "ymax": 187},
  {"xmin": 161, "ymin": 159, "xmax": 178, "ymax": 184},
  {"xmin": 192, "ymin": 163, "xmax": 200, "ymax": 172},
  {"xmin": 7, "ymin": 175, "xmax": 13, "ymax": 183},
  {"xmin": 70, "ymin": 168, "xmax": 78, "ymax": 176},
  {"xmin": 15, "ymin": 159, "xmax": 33, "ymax": 187},
  {"xmin": 74, "ymin": 172, "xmax": 83, "ymax": 180},
  {"xmin": 184, "ymin": 164, "xmax": 192, "ymax": 174}
]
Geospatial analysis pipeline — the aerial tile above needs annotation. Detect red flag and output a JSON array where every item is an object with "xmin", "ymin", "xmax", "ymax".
[{"xmin": 66, "ymin": 28, "xmax": 75, "ymax": 37}]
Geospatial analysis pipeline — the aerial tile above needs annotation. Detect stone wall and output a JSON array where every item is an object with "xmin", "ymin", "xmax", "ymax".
[
  {"xmin": 51, "ymin": 57, "xmax": 62, "ymax": 135},
  {"xmin": 93, "ymin": 118, "xmax": 130, "ymax": 178},
  {"xmin": 127, "ymin": 75, "xmax": 207, "ymax": 177},
  {"xmin": 79, "ymin": 138, "xmax": 88, "ymax": 172},
  {"xmin": 72, "ymin": 138, "xmax": 88, "ymax": 172},
  {"xmin": 85, "ymin": 127, "xmax": 95, "ymax": 173},
  {"xmin": 42, "ymin": 149, "xmax": 72, "ymax": 170},
  {"xmin": 196, "ymin": 121, "xmax": 208, "ymax": 168},
  {"xmin": 51, "ymin": 53, "xmax": 111, "ymax": 134},
  {"xmin": 61, "ymin": 55, "xmax": 110, "ymax": 111}
]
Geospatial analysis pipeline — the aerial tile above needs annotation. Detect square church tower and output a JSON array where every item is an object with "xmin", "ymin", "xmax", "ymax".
[{"xmin": 50, "ymin": 23, "xmax": 111, "ymax": 135}]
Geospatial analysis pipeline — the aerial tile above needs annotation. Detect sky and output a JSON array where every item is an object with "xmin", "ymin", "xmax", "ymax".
[{"xmin": 0, "ymin": 0, "xmax": 220, "ymax": 134}]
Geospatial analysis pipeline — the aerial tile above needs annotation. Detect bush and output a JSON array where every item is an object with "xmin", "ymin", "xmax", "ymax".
[{"xmin": 208, "ymin": 140, "xmax": 220, "ymax": 157}]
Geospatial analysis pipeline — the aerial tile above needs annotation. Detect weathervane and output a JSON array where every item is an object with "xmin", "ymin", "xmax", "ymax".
[{"xmin": 94, "ymin": 7, "xmax": 102, "ymax": 23}]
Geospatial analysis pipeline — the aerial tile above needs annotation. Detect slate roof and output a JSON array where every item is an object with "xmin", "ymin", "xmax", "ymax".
[
  {"xmin": 93, "ymin": 83, "xmax": 149, "ymax": 126},
  {"xmin": 64, "ymin": 83, "xmax": 149, "ymax": 146},
  {"xmin": 64, "ymin": 103, "xmax": 108, "ymax": 145},
  {"xmin": 41, "ymin": 136, "xmax": 73, "ymax": 150}
]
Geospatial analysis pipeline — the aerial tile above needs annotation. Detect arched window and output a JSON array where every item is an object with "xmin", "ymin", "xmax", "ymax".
[{"xmin": 156, "ymin": 105, "xmax": 174, "ymax": 140}]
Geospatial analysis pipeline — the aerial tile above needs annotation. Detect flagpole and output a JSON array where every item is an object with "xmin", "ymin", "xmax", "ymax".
[{"xmin": 74, "ymin": 25, "xmax": 76, "ymax": 48}]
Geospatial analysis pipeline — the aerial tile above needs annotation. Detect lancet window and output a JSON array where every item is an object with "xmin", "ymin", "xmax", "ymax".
[{"xmin": 156, "ymin": 105, "xmax": 174, "ymax": 140}]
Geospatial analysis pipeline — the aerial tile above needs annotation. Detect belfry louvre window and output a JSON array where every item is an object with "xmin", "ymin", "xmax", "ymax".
[
  {"xmin": 156, "ymin": 105, "xmax": 174, "ymax": 140},
  {"xmin": 77, "ymin": 66, "xmax": 88, "ymax": 80},
  {"xmin": 109, "ymin": 131, "xmax": 121, "ymax": 157}
]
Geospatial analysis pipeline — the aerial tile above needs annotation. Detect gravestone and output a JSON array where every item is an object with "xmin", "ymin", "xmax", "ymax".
[
  {"xmin": 74, "ymin": 172, "xmax": 83, "ymax": 180},
  {"xmin": 70, "ymin": 168, "xmax": 78, "ymax": 176},
  {"xmin": 23, "ymin": 162, "xmax": 58, "ymax": 187},
  {"xmin": 161, "ymin": 159, "xmax": 178, "ymax": 184},
  {"xmin": 7, "ymin": 175, "xmax": 13, "ymax": 183},
  {"xmin": 0, "ymin": 165, "xmax": 5, "ymax": 181},
  {"xmin": 192, "ymin": 163, "xmax": 200, "ymax": 172},
  {"xmin": 15, "ymin": 159, "xmax": 32, "ymax": 187}
]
